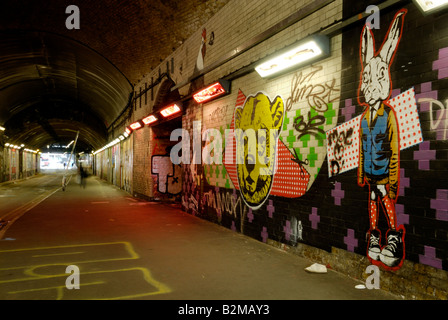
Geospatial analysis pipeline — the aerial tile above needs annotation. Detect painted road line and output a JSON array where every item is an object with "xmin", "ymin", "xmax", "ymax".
[
  {"xmin": 0, "ymin": 186, "xmax": 61, "ymax": 239},
  {"xmin": 9, "ymin": 281, "xmax": 107, "ymax": 300},
  {"xmin": 8, "ymin": 280, "xmax": 105, "ymax": 295},
  {"xmin": 0, "ymin": 242, "xmax": 171, "ymax": 300},
  {"xmin": 4, "ymin": 268, "xmax": 171, "ymax": 300},
  {"xmin": 32, "ymin": 251, "xmax": 85, "ymax": 258},
  {"xmin": 0, "ymin": 242, "xmax": 139, "ymax": 269}
]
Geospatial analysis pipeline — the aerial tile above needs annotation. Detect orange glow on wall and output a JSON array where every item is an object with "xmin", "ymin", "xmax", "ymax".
[
  {"xmin": 193, "ymin": 80, "xmax": 230, "ymax": 103},
  {"xmin": 142, "ymin": 115, "xmax": 158, "ymax": 125},
  {"xmin": 160, "ymin": 104, "xmax": 181, "ymax": 118}
]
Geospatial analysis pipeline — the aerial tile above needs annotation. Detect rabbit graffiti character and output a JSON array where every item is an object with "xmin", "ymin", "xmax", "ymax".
[{"xmin": 357, "ymin": 9, "xmax": 406, "ymax": 269}]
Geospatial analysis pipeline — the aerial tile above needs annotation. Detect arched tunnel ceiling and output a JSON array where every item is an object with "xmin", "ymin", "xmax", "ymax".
[
  {"xmin": 0, "ymin": 30, "xmax": 132, "ymax": 151},
  {"xmin": 0, "ymin": 0, "xmax": 230, "ymax": 152}
]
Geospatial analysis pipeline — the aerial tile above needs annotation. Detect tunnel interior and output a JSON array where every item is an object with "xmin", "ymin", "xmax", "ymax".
[
  {"xmin": 0, "ymin": 30, "xmax": 133, "ymax": 154},
  {"xmin": 0, "ymin": 0, "xmax": 229, "ymax": 155}
]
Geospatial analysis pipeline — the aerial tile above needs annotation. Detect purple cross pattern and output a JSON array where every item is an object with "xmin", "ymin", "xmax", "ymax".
[
  {"xmin": 396, "ymin": 168, "xmax": 410, "ymax": 226},
  {"xmin": 247, "ymin": 208, "xmax": 254, "ymax": 223},
  {"xmin": 261, "ymin": 227, "xmax": 268, "ymax": 243},
  {"xmin": 413, "ymin": 141, "xmax": 436, "ymax": 171},
  {"xmin": 419, "ymin": 246, "xmax": 443, "ymax": 270},
  {"xmin": 398, "ymin": 168, "xmax": 410, "ymax": 197},
  {"xmin": 344, "ymin": 229, "xmax": 358, "ymax": 252},
  {"xmin": 283, "ymin": 220, "xmax": 291, "ymax": 241},
  {"xmin": 266, "ymin": 200, "xmax": 275, "ymax": 218},
  {"xmin": 416, "ymin": 81, "xmax": 438, "ymax": 113},
  {"xmin": 415, "ymin": 81, "xmax": 448, "ymax": 141},
  {"xmin": 433, "ymin": 47, "xmax": 448, "ymax": 80},
  {"xmin": 331, "ymin": 182, "xmax": 345, "ymax": 206},
  {"xmin": 342, "ymin": 99, "xmax": 356, "ymax": 122},
  {"xmin": 431, "ymin": 189, "xmax": 448, "ymax": 222},
  {"xmin": 309, "ymin": 207, "xmax": 320, "ymax": 230},
  {"xmin": 396, "ymin": 203, "xmax": 409, "ymax": 227},
  {"xmin": 231, "ymin": 220, "xmax": 237, "ymax": 232}
]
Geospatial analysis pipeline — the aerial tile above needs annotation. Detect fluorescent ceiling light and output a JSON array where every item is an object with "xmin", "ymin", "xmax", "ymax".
[
  {"xmin": 413, "ymin": 0, "xmax": 448, "ymax": 14},
  {"xmin": 142, "ymin": 115, "xmax": 158, "ymax": 125},
  {"xmin": 193, "ymin": 80, "xmax": 230, "ymax": 103},
  {"xmin": 255, "ymin": 34, "xmax": 330, "ymax": 78},
  {"xmin": 130, "ymin": 121, "xmax": 143, "ymax": 130},
  {"xmin": 160, "ymin": 104, "xmax": 181, "ymax": 118},
  {"xmin": 66, "ymin": 140, "xmax": 74, "ymax": 148}
]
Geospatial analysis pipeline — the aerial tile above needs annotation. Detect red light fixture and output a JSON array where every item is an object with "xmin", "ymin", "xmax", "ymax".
[
  {"xmin": 142, "ymin": 115, "xmax": 158, "ymax": 125},
  {"xmin": 130, "ymin": 121, "xmax": 143, "ymax": 130},
  {"xmin": 160, "ymin": 103, "xmax": 181, "ymax": 118},
  {"xmin": 193, "ymin": 79, "xmax": 230, "ymax": 103}
]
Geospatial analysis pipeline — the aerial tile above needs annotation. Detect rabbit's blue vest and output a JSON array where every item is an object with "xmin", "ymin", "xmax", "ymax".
[{"xmin": 361, "ymin": 105, "xmax": 393, "ymax": 179}]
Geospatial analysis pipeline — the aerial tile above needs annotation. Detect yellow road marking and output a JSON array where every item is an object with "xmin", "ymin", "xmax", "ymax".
[
  {"xmin": 8, "ymin": 281, "xmax": 105, "ymax": 294},
  {"xmin": 32, "ymin": 251, "xmax": 84, "ymax": 258},
  {"xmin": 0, "ymin": 242, "xmax": 139, "ymax": 273},
  {"xmin": 0, "ymin": 242, "xmax": 172, "ymax": 299},
  {"xmin": 0, "ymin": 186, "xmax": 61, "ymax": 239},
  {"xmin": 0, "ymin": 241, "xmax": 138, "ymax": 255}
]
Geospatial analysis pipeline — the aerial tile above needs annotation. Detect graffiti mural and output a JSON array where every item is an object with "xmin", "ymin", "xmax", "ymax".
[
  {"xmin": 327, "ymin": 9, "xmax": 416, "ymax": 270},
  {"xmin": 280, "ymin": 65, "xmax": 340, "ymax": 188},
  {"xmin": 326, "ymin": 118, "xmax": 358, "ymax": 177},
  {"xmin": 195, "ymin": 28, "xmax": 207, "ymax": 73},
  {"xmin": 326, "ymin": 88, "xmax": 422, "ymax": 178},
  {"xmin": 358, "ymin": 9, "xmax": 409, "ymax": 270},
  {"xmin": 176, "ymin": 1, "xmax": 445, "ymax": 275},
  {"xmin": 233, "ymin": 92, "xmax": 284, "ymax": 209},
  {"xmin": 151, "ymin": 155, "xmax": 182, "ymax": 195},
  {"xmin": 202, "ymin": 187, "xmax": 249, "ymax": 232},
  {"xmin": 357, "ymin": 9, "xmax": 409, "ymax": 270},
  {"xmin": 181, "ymin": 105, "xmax": 204, "ymax": 215},
  {"xmin": 223, "ymin": 91, "xmax": 310, "ymax": 210}
]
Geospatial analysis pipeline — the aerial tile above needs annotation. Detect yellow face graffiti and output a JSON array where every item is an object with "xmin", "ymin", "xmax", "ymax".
[{"xmin": 234, "ymin": 92, "xmax": 284, "ymax": 209}]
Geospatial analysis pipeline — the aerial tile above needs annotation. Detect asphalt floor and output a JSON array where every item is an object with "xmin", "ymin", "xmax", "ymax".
[{"xmin": 0, "ymin": 171, "xmax": 399, "ymax": 302}]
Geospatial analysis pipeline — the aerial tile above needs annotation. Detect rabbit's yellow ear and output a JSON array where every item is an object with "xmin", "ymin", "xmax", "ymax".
[{"xmin": 379, "ymin": 10, "xmax": 406, "ymax": 66}]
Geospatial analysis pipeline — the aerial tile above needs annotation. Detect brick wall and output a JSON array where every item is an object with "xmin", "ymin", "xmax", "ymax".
[
  {"xmin": 132, "ymin": 125, "xmax": 152, "ymax": 199},
  {"xmin": 96, "ymin": 0, "xmax": 448, "ymax": 299},
  {"xmin": 176, "ymin": 0, "xmax": 345, "ymax": 252}
]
